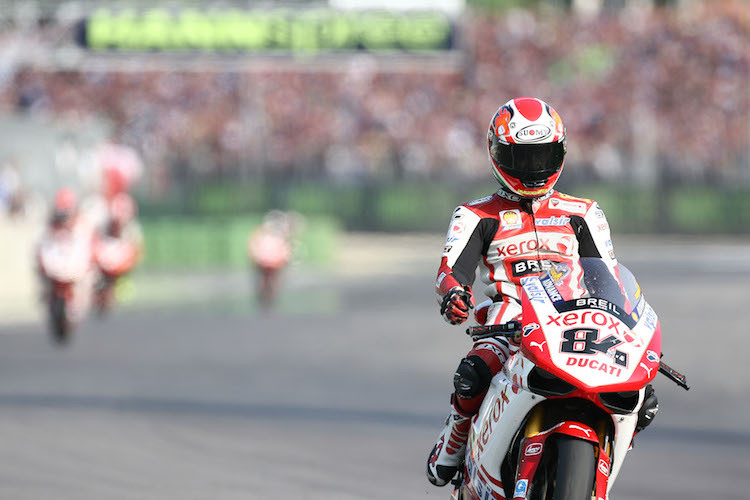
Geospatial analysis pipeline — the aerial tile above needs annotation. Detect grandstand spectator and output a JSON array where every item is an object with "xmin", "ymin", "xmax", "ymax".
[{"xmin": 0, "ymin": 0, "xmax": 746, "ymax": 187}]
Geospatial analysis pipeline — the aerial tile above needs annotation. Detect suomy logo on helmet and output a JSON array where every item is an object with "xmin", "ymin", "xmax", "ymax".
[{"xmin": 515, "ymin": 124, "xmax": 551, "ymax": 143}]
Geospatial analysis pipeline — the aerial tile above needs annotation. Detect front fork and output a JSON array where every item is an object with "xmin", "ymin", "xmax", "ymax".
[
  {"xmin": 513, "ymin": 406, "xmax": 612, "ymax": 500},
  {"xmin": 523, "ymin": 405, "xmax": 612, "ymax": 451}
]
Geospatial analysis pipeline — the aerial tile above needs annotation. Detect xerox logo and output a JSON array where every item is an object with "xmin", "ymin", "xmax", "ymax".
[{"xmin": 495, "ymin": 235, "xmax": 575, "ymax": 258}]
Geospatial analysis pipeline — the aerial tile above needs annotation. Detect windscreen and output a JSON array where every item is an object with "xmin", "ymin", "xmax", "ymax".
[{"xmin": 543, "ymin": 258, "xmax": 642, "ymax": 316}]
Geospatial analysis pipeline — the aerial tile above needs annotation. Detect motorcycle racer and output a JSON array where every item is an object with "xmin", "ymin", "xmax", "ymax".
[
  {"xmin": 48, "ymin": 187, "xmax": 80, "ymax": 231},
  {"xmin": 36, "ymin": 188, "xmax": 94, "ymax": 267},
  {"xmin": 426, "ymin": 97, "xmax": 658, "ymax": 487},
  {"xmin": 35, "ymin": 187, "xmax": 97, "ymax": 329},
  {"xmin": 92, "ymin": 192, "xmax": 144, "ymax": 313},
  {"xmin": 99, "ymin": 192, "xmax": 144, "ymax": 253},
  {"xmin": 247, "ymin": 210, "xmax": 295, "ymax": 307}
]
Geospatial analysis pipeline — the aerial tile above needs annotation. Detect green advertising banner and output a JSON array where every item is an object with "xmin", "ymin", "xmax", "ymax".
[{"xmin": 79, "ymin": 8, "xmax": 455, "ymax": 52}]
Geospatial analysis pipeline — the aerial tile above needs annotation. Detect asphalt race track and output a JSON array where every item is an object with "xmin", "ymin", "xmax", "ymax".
[{"xmin": 0, "ymin": 235, "xmax": 748, "ymax": 499}]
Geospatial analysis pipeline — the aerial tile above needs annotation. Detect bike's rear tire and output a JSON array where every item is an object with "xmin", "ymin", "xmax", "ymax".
[
  {"xmin": 49, "ymin": 295, "xmax": 71, "ymax": 345},
  {"xmin": 550, "ymin": 436, "xmax": 596, "ymax": 500}
]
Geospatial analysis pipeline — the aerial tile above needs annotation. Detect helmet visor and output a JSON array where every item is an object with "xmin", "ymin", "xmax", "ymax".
[{"xmin": 493, "ymin": 141, "xmax": 565, "ymax": 183}]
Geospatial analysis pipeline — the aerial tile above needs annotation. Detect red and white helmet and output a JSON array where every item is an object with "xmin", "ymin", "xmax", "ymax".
[
  {"xmin": 487, "ymin": 97, "xmax": 566, "ymax": 198},
  {"xmin": 109, "ymin": 192, "xmax": 137, "ymax": 226},
  {"xmin": 51, "ymin": 187, "xmax": 78, "ymax": 225},
  {"xmin": 54, "ymin": 187, "xmax": 78, "ymax": 213}
]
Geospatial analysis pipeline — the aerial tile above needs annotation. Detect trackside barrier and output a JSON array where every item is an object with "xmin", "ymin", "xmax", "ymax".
[
  {"xmin": 139, "ymin": 215, "xmax": 339, "ymax": 270},
  {"xmin": 139, "ymin": 182, "xmax": 750, "ymax": 234}
]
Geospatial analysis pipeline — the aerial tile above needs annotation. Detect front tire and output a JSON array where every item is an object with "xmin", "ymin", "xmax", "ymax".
[
  {"xmin": 550, "ymin": 436, "xmax": 596, "ymax": 500},
  {"xmin": 49, "ymin": 295, "xmax": 72, "ymax": 345}
]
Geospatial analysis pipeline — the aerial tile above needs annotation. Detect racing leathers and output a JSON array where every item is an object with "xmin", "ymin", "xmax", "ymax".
[{"xmin": 426, "ymin": 188, "xmax": 617, "ymax": 486}]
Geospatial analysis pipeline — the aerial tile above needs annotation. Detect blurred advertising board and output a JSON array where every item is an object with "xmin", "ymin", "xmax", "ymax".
[{"xmin": 76, "ymin": 7, "xmax": 456, "ymax": 53}]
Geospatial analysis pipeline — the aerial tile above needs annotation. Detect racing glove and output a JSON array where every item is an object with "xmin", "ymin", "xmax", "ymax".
[{"xmin": 440, "ymin": 286, "xmax": 475, "ymax": 325}]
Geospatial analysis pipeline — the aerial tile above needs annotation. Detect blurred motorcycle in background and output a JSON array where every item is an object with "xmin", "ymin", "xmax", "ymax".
[
  {"xmin": 37, "ymin": 223, "xmax": 95, "ymax": 344},
  {"xmin": 92, "ymin": 193, "xmax": 143, "ymax": 316},
  {"xmin": 92, "ymin": 234, "xmax": 139, "ymax": 316},
  {"xmin": 35, "ymin": 188, "xmax": 95, "ymax": 344},
  {"xmin": 247, "ymin": 210, "xmax": 296, "ymax": 308}
]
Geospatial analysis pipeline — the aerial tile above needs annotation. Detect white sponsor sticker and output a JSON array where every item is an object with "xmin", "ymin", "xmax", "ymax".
[
  {"xmin": 449, "ymin": 220, "xmax": 465, "ymax": 235},
  {"xmin": 514, "ymin": 479, "xmax": 529, "ymax": 499},
  {"xmin": 436, "ymin": 272, "xmax": 447, "ymax": 288},
  {"xmin": 467, "ymin": 195, "xmax": 493, "ymax": 206},
  {"xmin": 515, "ymin": 124, "xmax": 552, "ymax": 143},
  {"xmin": 549, "ymin": 198, "xmax": 587, "ymax": 214},
  {"xmin": 524, "ymin": 442, "xmax": 543, "ymax": 456},
  {"xmin": 598, "ymin": 458, "xmax": 610, "ymax": 477}
]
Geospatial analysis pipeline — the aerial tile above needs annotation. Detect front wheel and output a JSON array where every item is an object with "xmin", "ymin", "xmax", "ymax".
[
  {"xmin": 49, "ymin": 295, "xmax": 72, "ymax": 345},
  {"xmin": 550, "ymin": 436, "xmax": 596, "ymax": 500},
  {"xmin": 256, "ymin": 267, "xmax": 280, "ymax": 308}
]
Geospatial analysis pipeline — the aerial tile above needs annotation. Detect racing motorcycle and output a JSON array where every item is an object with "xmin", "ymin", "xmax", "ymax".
[
  {"xmin": 451, "ymin": 258, "xmax": 689, "ymax": 500},
  {"xmin": 93, "ymin": 235, "xmax": 138, "ymax": 316},
  {"xmin": 248, "ymin": 231, "xmax": 291, "ymax": 308},
  {"xmin": 37, "ymin": 231, "xmax": 94, "ymax": 344}
]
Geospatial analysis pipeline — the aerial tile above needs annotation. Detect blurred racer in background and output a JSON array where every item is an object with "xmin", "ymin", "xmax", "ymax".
[
  {"xmin": 247, "ymin": 210, "xmax": 296, "ymax": 308},
  {"xmin": 81, "ymin": 143, "xmax": 144, "ymax": 230},
  {"xmin": 426, "ymin": 97, "xmax": 659, "ymax": 487},
  {"xmin": 99, "ymin": 143, "xmax": 144, "ymax": 202},
  {"xmin": 92, "ymin": 192, "xmax": 144, "ymax": 315},
  {"xmin": 35, "ymin": 187, "xmax": 97, "ymax": 332},
  {"xmin": 72, "ymin": 142, "xmax": 145, "ymax": 315},
  {"xmin": 47, "ymin": 188, "xmax": 80, "ymax": 233}
]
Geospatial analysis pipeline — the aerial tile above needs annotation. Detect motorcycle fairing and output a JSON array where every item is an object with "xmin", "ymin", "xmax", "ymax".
[
  {"xmin": 39, "ymin": 233, "xmax": 93, "ymax": 283},
  {"xmin": 520, "ymin": 275, "xmax": 661, "ymax": 393},
  {"xmin": 464, "ymin": 453, "xmax": 506, "ymax": 500},
  {"xmin": 506, "ymin": 348, "xmax": 641, "ymax": 493},
  {"xmin": 39, "ymin": 232, "xmax": 96, "ymax": 325},
  {"xmin": 95, "ymin": 236, "xmax": 138, "ymax": 276},
  {"xmin": 461, "ymin": 260, "xmax": 656, "ymax": 500},
  {"xmin": 465, "ymin": 369, "xmax": 538, "ymax": 500},
  {"xmin": 465, "ymin": 362, "xmax": 639, "ymax": 500},
  {"xmin": 606, "ymin": 411, "xmax": 638, "ymax": 490}
]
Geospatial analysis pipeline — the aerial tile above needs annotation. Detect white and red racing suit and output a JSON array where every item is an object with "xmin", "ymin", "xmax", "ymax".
[{"xmin": 435, "ymin": 188, "xmax": 617, "ymax": 419}]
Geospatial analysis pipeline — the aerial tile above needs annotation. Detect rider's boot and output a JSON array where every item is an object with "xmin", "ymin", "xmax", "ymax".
[{"xmin": 426, "ymin": 402, "xmax": 472, "ymax": 486}]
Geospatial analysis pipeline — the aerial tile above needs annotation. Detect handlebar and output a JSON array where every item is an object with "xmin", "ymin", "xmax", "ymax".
[
  {"xmin": 466, "ymin": 321, "xmax": 522, "ymax": 342},
  {"xmin": 658, "ymin": 360, "xmax": 690, "ymax": 390}
]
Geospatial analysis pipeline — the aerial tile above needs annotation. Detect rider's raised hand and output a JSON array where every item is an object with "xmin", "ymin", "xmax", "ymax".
[{"xmin": 440, "ymin": 286, "xmax": 475, "ymax": 325}]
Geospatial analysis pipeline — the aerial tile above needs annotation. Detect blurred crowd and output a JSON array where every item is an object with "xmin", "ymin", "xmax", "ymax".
[{"xmin": 0, "ymin": 0, "xmax": 748, "ymax": 195}]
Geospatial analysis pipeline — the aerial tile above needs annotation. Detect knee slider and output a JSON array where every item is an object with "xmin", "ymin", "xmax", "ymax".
[{"xmin": 453, "ymin": 355, "xmax": 493, "ymax": 399}]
